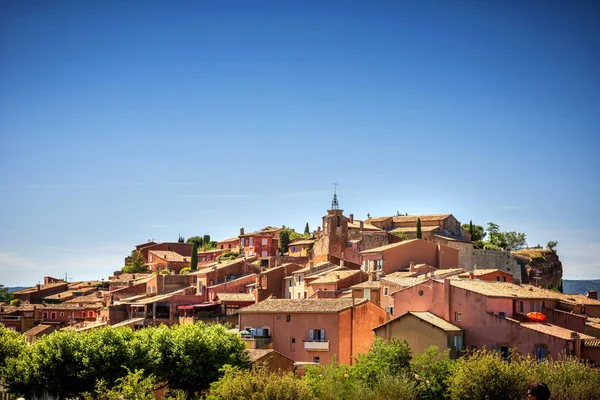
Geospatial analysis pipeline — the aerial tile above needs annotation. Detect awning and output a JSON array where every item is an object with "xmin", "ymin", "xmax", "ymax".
[{"xmin": 177, "ymin": 303, "xmax": 219, "ymax": 310}]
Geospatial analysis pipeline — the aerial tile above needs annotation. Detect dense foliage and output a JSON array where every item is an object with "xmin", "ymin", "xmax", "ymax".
[
  {"xmin": 0, "ymin": 323, "xmax": 248, "ymax": 398},
  {"xmin": 190, "ymin": 243, "xmax": 198, "ymax": 270},
  {"xmin": 122, "ymin": 250, "xmax": 148, "ymax": 273},
  {"xmin": 0, "ymin": 284, "xmax": 15, "ymax": 303}
]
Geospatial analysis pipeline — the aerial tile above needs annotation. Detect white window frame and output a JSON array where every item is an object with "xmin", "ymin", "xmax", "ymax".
[
  {"xmin": 383, "ymin": 287, "xmax": 389, "ymax": 296},
  {"xmin": 262, "ymin": 238, "xmax": 268, "ymax": 245},
  {"xmin": 455, "ymin": 312, "xmax": 462, "ymax": 322},
  {"xmin": 375, "ymin": 259, "xmax": 383, "ymax": 271}
]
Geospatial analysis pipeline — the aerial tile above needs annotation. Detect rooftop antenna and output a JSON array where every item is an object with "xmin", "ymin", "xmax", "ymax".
[{"xmin": 331, "ymin": 182, "xmax": 339, "ymax": 210}]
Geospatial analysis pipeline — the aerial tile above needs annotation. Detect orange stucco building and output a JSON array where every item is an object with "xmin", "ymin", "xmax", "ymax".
[{"xmin": 238, "ymin": 298, "xmax": 386, "ymax": 365}]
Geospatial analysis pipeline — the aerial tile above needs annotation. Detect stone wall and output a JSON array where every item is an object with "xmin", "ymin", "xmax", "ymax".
[{"xmin": 445, "ymin": 242, "xmax": 522, "ymax": 283}]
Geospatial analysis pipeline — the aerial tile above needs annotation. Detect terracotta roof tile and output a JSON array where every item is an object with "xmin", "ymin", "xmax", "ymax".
[
  {"xmin": 448, "ymin": 280, "xmax": 560, "ymax": 299},
  {"xmin": 215, "ymin": 293, "xmax": 255, "ymax": 302},
  {"xmin": 288, "ymin": 239, "xmax": 316, "ymax": 246},
  {"xmin": 12, "ymin": 281, "xmax": 68, "ymax": 294},
  {"xmin": 238, "ymin": 298, "xmax": 368, "ymax": 314},
  {"xmin": 374, "ymin": 311, "xmax": 462, "ymax": 332},
  {"xmin": 392, "ymin": 214, "xmax": 452, "ymax": 223},
  {"xmin": 218, "ymin": 237, "xmax": 240, "ymax": 243},
  {"xmin": 23, "ymin": 324, "xmax": 57, "ymax": 337},
  {"xmin": 390, "ymin": 226, "xmax": 440, "ymax": 233},
  {"xmin": 350, "ymin": 281, "xmax": 382, "ymax": 290},
  {"xmin": 557, "ymin": 293, "xmax": 600, "ymax": 306},
  {"xmin": 309, "ymin": 270, "xmax": 361, "ymax": 285},
  {"xmin": 149, "ymin": 250, "xmax": 189, "ymax": 263},
  {"xmin": 521, "ymin": 322, "xmax": 595, "ymax": 340}
]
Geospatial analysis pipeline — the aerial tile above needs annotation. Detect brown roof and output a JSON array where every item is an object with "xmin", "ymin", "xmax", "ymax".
[
  {"xmin": 458, "ymin": 269, "xmax": 508, "ymax": 277},
  {"xmin": 238, "ymin": 298, "xmax": 368, "ymax": 314},
  {"xmin": 380, "ymin": 276, "xmax": 426, "ymax": 288},
  {"xmin": 309, "ymin": 270, "xmax": 361, "ymax": 285},
  {"xmin": 215, "ymin": 293, "xmax": 255, "ymax": 302},
  {"xmin": 360, "ymin": 239, "xmax": 421, "ymax": 254},
  {"xmin": 38, "ymin": 302, "xmax": 103, "ymax": 310},
  {"xmin": 65, "ymin": 291, "xmax": 109, "ymax": 303},
  {"xmin": 366, "ymin": 216, "xmax": 393, "ymax": 222},
  {"xmin": 218, "ymin": 237, "xmax": 240, "ymax": 243},
  {"xmin": 449, "ymin": 280, "xmax": 560, "ymax": 300},
  {"xmin": 23, "ymin": 324, "xmax": 57, "ymax": 337},
  {"xmin": 12, "ymin": 281, "xmax": 68, "ymax": 295},
  {"xmin": 347, "ymin": 221, "xmax": 383, "ymax": 231},
  {"xmin": 246, "ymin": 348, "xmax": 276, "ymax": 363},
  {"xmin": 520, "ymin": 322, "xmax": 595, "ymax": 340},
  {"xmin": 43, "ymin": 291, "xmax": 75, "ymax": 301},
  {"xmin": 390, "ymin": 226, "xmax": 440, "ymax": 233},
  {"xmin": 288, "ymin": 239, "xmax": 316, "ymax": 246},
  {"xmin": 149, "ymin": 250, "xmax": 189, "ymax": 263},
  {"xmin": 392, "ymin": 214, "xmax": 452, "ymax": 223},
  {"xmin": 374, "ymin": 311, "xmax": 463, "ymax": 332},
  {"xmin": 557, "ymin": 293, "xmax": 600, "ymax": 306},
  {"xmin": 350, "ymin": 281, "xmax": 382, "ymax": 290}
]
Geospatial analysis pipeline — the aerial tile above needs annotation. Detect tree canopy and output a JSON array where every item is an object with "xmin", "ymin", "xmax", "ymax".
[
  {"xmin": 304, "ymin": 222, "xmax": 310, "ymax": 235},
  {"xmin": 416, "ymin": 218, "xmax": 422, "ymax": 239},
  {"xmin": 461, "ymin": 222, "xmax": 486, "ymax": 241},
  {"xmin": 279, "ymin": 230, "xmax": 291, "ymax": 255},
  {"xmin": 546, "ymin": 241, "xmax": 558, "ymax": 251},
  {"xmin": 122, "ymin": 251, "xmax": 148, "ymax": 273},
  {"xmin": 190, "ymin": 243, "xmax": 198, "ymax": 271}
]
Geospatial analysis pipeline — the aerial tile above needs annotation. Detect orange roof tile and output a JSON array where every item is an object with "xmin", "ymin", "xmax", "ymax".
[
  {"xmin": 521, "ymin": 322, "xmax": 595, "ymax": 340},
  {"xmin": 148, "ymin": 250, "xmax": 189, "ymax": 263},
  {"xmin": 238, "ymin": 298, "xmax": 368, "ymax": 314},
  {"xmin": 309, "ymin": 270, "xmax": 361, "ymax": 285}
]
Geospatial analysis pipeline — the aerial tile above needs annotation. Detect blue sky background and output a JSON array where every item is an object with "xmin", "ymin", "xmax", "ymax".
[{"xmin": 1, "ymin": 0, "xmax": 598, "ymax": 286}]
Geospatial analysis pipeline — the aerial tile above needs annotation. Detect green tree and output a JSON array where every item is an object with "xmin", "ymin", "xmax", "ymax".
[
  {"xmin": 304, "ymin": 222, "xmax": 310, "ymax": 235},
  {"xmin": 279, "ymin": 230, "xmax": 291, "ymax": 255},
  {"xmin": 9, "ymin": 298, "xmax": 21, "ymax": 306},
  {"xmin": 178, "ymin": 235, "xmax": 185, "ymax": 243},
  {"xmin": 462, "ymin": 223, "xmax": 486, "ymax": 241},
  {"xmin": 0, "ymin": 324, "xmax": 26, "ymax": 370},
  {"xmin": 391, "ymin": 231, "xmax": 409, "ymax": 241},
  {"xmin": 122, "ymin": 251, "xmax": 148, "ymax": 273},
  {"xmin": 411, "ymin": 346, "xmax": 455, "ymax": 400},
  {"xmin": 208, "ymin": 365, "xmax": 313, "ymax": 400},
  {"xmin": 351, "ymin": 338, "xmax": 412, "ymax": 386},
  {"xmin": 0, "ymin": 284, "xmax": 14, "ymax": 303},
  {"xmin": 504, "ymin": 231, "xmax": 527, "ymax": 251},
  {"xmin": 546, "ymin": 240, "xmax": 558, "ymax": 251},
  {"xmin": 186, "ymin": 236, "xmax": 203, "ymax": 247},
  {"xmin": 203, "ymin": 235, "xmax": 211, "ymax": 245},
  {"xmin": 190, "ymin": 243, "xmax": 198, "ymax": 271},
  {"xmin": 416, "ymin": 218, "xmax": 422, "ymax": 239}
]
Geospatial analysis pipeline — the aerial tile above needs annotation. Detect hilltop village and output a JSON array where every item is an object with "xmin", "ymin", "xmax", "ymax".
[{"xmin": 3, "ymin": 196, "xmax": 600, "ymax": 369}]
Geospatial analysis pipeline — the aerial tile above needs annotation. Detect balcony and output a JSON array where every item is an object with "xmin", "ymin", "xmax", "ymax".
[{"xmin": 303, "ymin": 340, "xmax": 329, "ymax": 351}]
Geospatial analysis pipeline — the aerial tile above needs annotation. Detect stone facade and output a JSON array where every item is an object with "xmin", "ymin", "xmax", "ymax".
[{"xmin": 444, "ymin": 243, "xmax": 522, "ymax": 283}]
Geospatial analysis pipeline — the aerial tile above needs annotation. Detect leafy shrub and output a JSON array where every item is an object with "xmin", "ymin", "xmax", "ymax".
[
  {"xmin": 411, "ymin": 346, "xmax": 455, "ymax": 400},
  {"xmin": 179, "ymin": 267, "xmax": 191, "ymax": 275},
  {"xmin": 207, "ymin": 365, "xmax": 313, "ymax": 400},
  {"xmin": 304, "ymin": 359, "xmax": 363, "ymax": 400},
  {"xmin": 369, "ymin": 373, "xmax": 417, "ymax": 400},
  {"xmin": 447, "ymin": 349, "xmax": 528, "ymax": 400},
  {"xmin": 483, "ymin": 243, "xmax": 502, "ymax": 251},
  {"xmin": 9, "ymin": 298, "xmax": 21, "ymax": 306},
  {"xmin": 160, "ymin": 269, "xmax": 172, "ymax": 274},
  {"xmin": 351, "ymin": 338, "xmax": 412, "ymax": 386},
  {"xmin": 530, "ymin": 254, "xmax": 547, "ymax": 263},
  {"xmin": 217, "ymin": 251, "xmax": 239, "ymax": 261}
]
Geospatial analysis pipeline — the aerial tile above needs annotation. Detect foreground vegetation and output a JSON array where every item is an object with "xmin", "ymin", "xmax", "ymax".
[{"xmin": 1, "ymin": 325, "xmax": 599, "ymax": 399}]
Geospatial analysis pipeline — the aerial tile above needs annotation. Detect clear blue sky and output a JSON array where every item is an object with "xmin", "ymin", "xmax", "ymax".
[{"xmin": 1, "ymin": 0, "xmax": 598, "ymax": 286}]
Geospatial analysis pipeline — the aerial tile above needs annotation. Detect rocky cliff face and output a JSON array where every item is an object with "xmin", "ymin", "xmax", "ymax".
[{"xmin": 512, "ymin": 249, "xmax": 563, "ymax": 288}]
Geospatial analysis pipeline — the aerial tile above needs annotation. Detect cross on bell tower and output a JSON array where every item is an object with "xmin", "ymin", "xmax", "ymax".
[{"xmin": 331, "ymin": 182, "xmax": 339, "ymax": 210}]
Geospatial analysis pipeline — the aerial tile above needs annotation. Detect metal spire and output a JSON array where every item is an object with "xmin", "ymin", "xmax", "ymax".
[{"xmin": 331, "ymin": 182, "xmax": 339, "ymax": 210}]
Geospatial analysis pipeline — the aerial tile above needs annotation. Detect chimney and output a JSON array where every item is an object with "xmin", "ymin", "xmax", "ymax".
[
  {"xmin": 36, "ymin": 284, "xmax": 41, "ymax": 291},
  {"xmin": 469, "ymin": 272, "xmax": 474, "ymax": 280},
  {"xmin": 349, "ymin": 214, "xmax": 354, "ymax": 223},
  {"xmin": 409, "ymin": 262, "xmax": 415, "ymax": 272},
  {"xmin": 571, "ymin": 332, "xmax": 581, "ymax": 357},
  {"xmin": 340, "ymin": 259, "xmax": 345, "ymax": 268},
  {"xmin": 240, "ymin": 227, "xmax": 244, "ymax": 235},
  {"xmin": 202, "ymin": 246, "xmax": 206, "ymax": 252},
  {"xmin": 587, "ymin": 290, "xmax": 598, "ymax": 300},
  {"xmin": 359, "ymin": 221, "xmax": 364, "ymax": 230},
  {"xmin": 443, "ymin": 279, "xmax": 451, "ymax": 322}
]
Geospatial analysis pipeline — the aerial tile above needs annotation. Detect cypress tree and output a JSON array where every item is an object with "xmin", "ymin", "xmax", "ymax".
[
  {"xmin": 304, "ymin": 222, "xmax": 310, "ymax": 235},
  {"xmin": 168, "ymin": 243, "xmax": 171, "ymax": 251},
  {"xmin": 190, "ymin": 243, "xmax": 198, "ymax": 271},
  {"xmin": 469, "ymin": 220, "xmax": 474, "ymax": 237},
  {"xmin": 416, "ymin": 218, "xmax": 422, "ymax": 239},
  {"xmin": 557, "ymin": 279, "xmax": 564, "ymax": 293},
  {"xmin": 203, "ymin": 235, "xmax": 210, "ymax": 245}
]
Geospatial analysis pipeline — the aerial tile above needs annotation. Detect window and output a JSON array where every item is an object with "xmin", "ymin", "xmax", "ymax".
[
  {"xmin": 454, "ymin": 335, "xmax": 464, "ymax": 351},
  {"xmin": 535, "ymin": 345, "xmax": 547, "ymax": 360},
  {"xmin": 499, "ymin": 346, "xmax": 510, "ymax": 360},
  {"xmin": 518, "ymin": 301, "xmax": 524, "ymax": 313},
  {"xmin": 387, "ymin": 306, "xmax": 394, "ymax": 315},
  {"xmin": 286, "ymin": 314, "xmax": 291, "ymax": 322},
  {"xmin": 249, "ymin": 237, "xmax": 253, "ymax": 247},
  {"xmin": 51, "ymin": 312, "xmax": 56, "ymax": 319},
  {"xmin": 262, "ymin": 238, "xmax": 268, "ymax": 245},
  {"xmin": 536, "ymin": 301, "xmax": 541, "ymax": 312},
  {"xmin": 291, "ymin": 338, "xmax": 295, "ymax": 343},
  {"xmin": 364, "ymin": 288, "xmax": 371, "ymax": 301},
  {"xmin": 418, "ymin": 290, "xmax": 424, "ymax": 296},
  {"xmin": 383, "ymin": 287, "xmax": 389, "ymax": 296},
  {"xmin": 60, "ymin": 312, "xmax": 64, "ymax": 317},
  {"xmin": 149, "ymin": 254, "xmax": 153, "ymax": 262},
  {"xmin": 362, "ymin": 259, "xmax": 370, "ymax": 272},
  {"xmin": 309, "ymin": 329, "xmax": 326, "ymax": 342},
  {"xmin": 499, "ymin": 312, "xmax": 506, "ymax": 317},
  {"xmin": 291, "ymin": 246, "xmax": 297, "ymax": 253},
  {"xmin": 297, "ymin": 275, "xmax": 302, "ymax": 283},
  {"xmin": 298, "ymin": 293, "xmax": 302, "ymax": 299},
  {"xmin": 530, "ymin": 301, "xmax": 535, "ymax": 312},
  {"xmin": 455, "ymin": 312, "xmax": 462, "ymax": 322},
  {"xmin": 496, "ymin": 276, "xmax": 500, "ymax": 282},
  {"xmin": 313, "ymin": 357, "xmax": 320, "ymax": 364},
  {"xmin": 502, "ymin": 277, "xmax": 507, "ymax": 282},
  {"xmin": 375, "ymin": 260, "xmax": 383, "ymax": 271},
  {"xmin": 43, "ymin": 312, "xmax": 48, "ymax": 319},
  {"xmin": 304, "ymin": 291, "xmax": 308, "ymax": 298}
]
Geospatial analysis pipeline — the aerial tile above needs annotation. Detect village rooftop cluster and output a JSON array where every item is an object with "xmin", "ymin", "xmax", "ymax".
[{"xmin": 2, "ymin": 196, "xmax": 600, "ymax": 370}]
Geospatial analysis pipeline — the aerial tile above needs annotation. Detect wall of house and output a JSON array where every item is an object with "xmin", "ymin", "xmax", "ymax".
[
  {"xmin": 218, "ymin": 239, "xmax": 240, "ymax": 250},
  {"xmin": 37, "ymin": 307, "xmax": 97, "ymax": 323},
  {"xmin": 373, "ymin": 313, "xmax": 460, "ymax": 356},
  {"xmin": 351, "ymin": 302, "xmax": 386, "ymax": 358},
  {"xmin": 477, "ymin": 271, "xmax": 514, "ymax": 283},
  {"xmin": 207, "ymin": 274, "xmax": 258, "ymax": 301},
  {"xmin": 239, "ymin": 312, "xmax": 341, "ymax": 364},
  {"xmin": 352, "ymin": 288, "xmax": 381, "ymax": 307},
  {"xmin": 584, "ymin": 324, "xmax": 600, "ymax": 338},
  {"xmin": 543, "ymin": 307, "xmax": 587, "ymax": 333},
  {"xmin": 240, "ymin": 235, "xmax": 276, "ymax": 258},
  {"xmin": 140, "ymin": 243, "xmax": 193, "ymax": 262},
  {"xmin": 581, "ymin": 347, "xmax": 600, "ymax": 365},
  {"xmin": 13, "ymin": 283, "xmax": 69, "ymax": 304}
]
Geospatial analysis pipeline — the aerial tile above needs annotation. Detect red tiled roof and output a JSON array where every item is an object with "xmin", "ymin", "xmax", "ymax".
[
  {"xmin": 521, "ymin": 322, "xmax": 595, "ymax": 340},
  {"xmin": 238, "ymin": 298, "xmax": 368, "ymax": 314}
]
